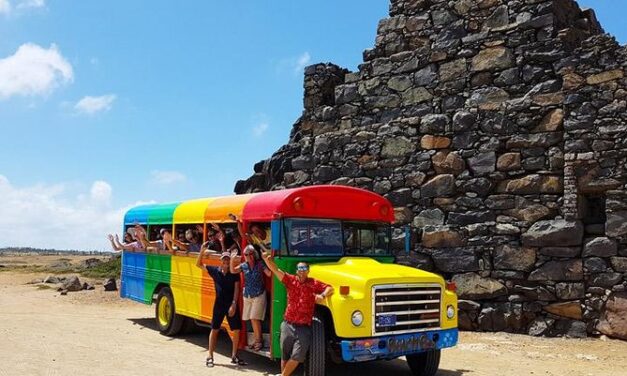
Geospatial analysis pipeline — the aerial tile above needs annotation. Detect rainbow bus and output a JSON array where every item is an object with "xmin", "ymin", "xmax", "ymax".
[{"xmin": 121, "ymin": 185, "xmax": 458, "ymax": 376}]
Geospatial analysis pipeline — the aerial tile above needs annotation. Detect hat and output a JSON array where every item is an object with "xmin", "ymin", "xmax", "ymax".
[
  {"xmin": 159, "ymin": 228, "xmax": 168, "ymax": 235},
  {"xmin": 243, "ymin": 245, "xmax": 256, "ymax": 255},
  {"xmin": 219, "ymin": 252, "xmax": 231, "ymax": 260}
]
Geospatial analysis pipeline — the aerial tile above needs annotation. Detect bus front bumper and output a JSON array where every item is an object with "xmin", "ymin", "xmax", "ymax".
[{"xmin": 339, "ymin": 328, "xmax": 458, "ymax": 363}]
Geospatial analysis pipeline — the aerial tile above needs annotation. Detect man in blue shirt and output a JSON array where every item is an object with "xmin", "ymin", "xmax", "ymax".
[{"xmin": 196, "ymin": 245, "xmax": 246, "ymax": 367}]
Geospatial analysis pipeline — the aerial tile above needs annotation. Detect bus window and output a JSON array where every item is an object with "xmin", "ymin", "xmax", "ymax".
[
  {"xmin": 343, "ymin": 222, "xmax": 391, "ymax": 256},
  {"xmin": 284, "ymin": 219, "xmax": 343, "ymax": 256}
]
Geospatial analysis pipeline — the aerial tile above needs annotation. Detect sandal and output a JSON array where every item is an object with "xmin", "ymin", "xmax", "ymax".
[
  {"xmin": 231, "ymin": 356, "xmax": 247, "ymax": 366},
  {"xmin": 205, "ymin": 357, "xmax": 214, "ymax": 368},
  {"xmin": 252, "ymin": 341, "xmax": 263, "ymax": 351}
]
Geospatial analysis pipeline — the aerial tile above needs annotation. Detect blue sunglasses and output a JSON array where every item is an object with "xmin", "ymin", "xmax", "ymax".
[{"xmin": 297, "ymin": 265, "xmax": 309, "ymax": 271}]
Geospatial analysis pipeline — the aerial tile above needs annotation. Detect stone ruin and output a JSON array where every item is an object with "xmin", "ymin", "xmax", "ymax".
[{"xmin": 235, "ymin": 0, "xmax": 627, "ymax": 340}]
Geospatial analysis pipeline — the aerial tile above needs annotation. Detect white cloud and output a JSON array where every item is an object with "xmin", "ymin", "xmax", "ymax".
[
  {"xmin": 276, "ymin": 51, "xmax": 312, "ymax": 75},
  {"xmin": 294, "ymin": 52, "xmax": 311, "ymax": 73},
  {"xmin": 0, "ymin": 0, "xmax": 11, "ymax": 14},
  {"xmin": 0, "ymin": 175, "xmax": 140, "ymax": 251},
  {"xmin": 74, "ymin": 94, "xmax": 116, "ymax": 115},
  {"xmin": 150, "ymin": 170, "xmax": 187, "ymax": 185},
  {"xmin": 0, "ymin": 43, "xmax": 73, "ymax": 99},
  {"xmin": 17, "ymin": 0, "xmax": 44, "ymax": 9},
  {"xmin": 253, "ymin": 122, "xmax": 269, "ymax": 137}
]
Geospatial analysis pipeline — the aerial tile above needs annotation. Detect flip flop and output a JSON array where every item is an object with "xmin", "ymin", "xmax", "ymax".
[
  {"xmin": 206, "ymin": 357, "xmax": 214, "ymax": 368},
  {"xmin": 252, "ymin": 341, "xmax": 263, "ymax": 351},
  {"xmin": 231, "ymin": 356, "xmax": 247, "ymax": 366}
]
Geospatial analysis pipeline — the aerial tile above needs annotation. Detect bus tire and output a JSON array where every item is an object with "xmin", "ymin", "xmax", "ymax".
[
  {"xmin": 303, "ymin": 314, "xmax": 326, "ymax": 376},
  {"xmin": 155, "ymin": 287, "xmax": 184, "ymax": 336},
  {"xmin": 406, "ymin": 349, "xmax": 441, "ymax": 376}
]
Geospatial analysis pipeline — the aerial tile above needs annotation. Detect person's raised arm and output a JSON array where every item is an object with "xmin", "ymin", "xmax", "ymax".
[
  {"xmin": 229, "ymin": 250, "xmax": 242, "ymax": 274},
  {"xmin": 261, "ymin": 249, "xmax": 285, "ymax": 281},
  {"xmin": 196, "ymin": 241, "xmax": 213, "ymax": 269}
]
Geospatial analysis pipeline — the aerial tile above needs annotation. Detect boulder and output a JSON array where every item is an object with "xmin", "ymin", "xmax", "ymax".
[
  {"xmin": 543, "ymin": 301, "xmax": 583, "ymax": 320},
  {"xmin": 43, "ymin": 275, "xmax": 61, "ymax": 284},
  {"xmin": 430, "ymin": 248, "xmax": 478, "ymax": 272},
  {"xmin": 61, "ymin": 276, "xmax": 83, "ymax": 292},
  {"xmin": 413, "ymin": 208, "xmax": 445, "ymax": 227},
  {"xmin": 528, "ymin": 260, "xmax": 583, "ymax": 281},
  {"xmin": 597, "ymin": 292, "xmax": 627, "ymax": 340},
  {"xmin": 103, "ymin": 278, "xmax": 118, "ymax": 292},
  {"xmin": 467, "ymin": 152, "xmax": 496, "ymax": 176},
  {"xmin": 496, "ymin": 153, "xmax": 521, "ymax": 171},
  {"xmin": 381, "ymin": 137, "xmax": 414, "ymax": 158},
  {"xmin": 555, "ymin": 283, "xmax": 585, "ymax": 300},
  {"xmin": 393, "ymin": 207, "xmax": 414, "ymax": 225},
  {"xmin": 532, "ymin": 109, "xmax": 564, "ymax": 132},
  {"xmin": 583, "ymin": 237, "xmax": 617, "ymax": 257},
  {"xmin": 493, "ymin": 245, "xmax": 536, "ymax": 272},
  {"xmin": 589, "ymin": 273, "xmax": 623, "ymax": 288},
  {"xmin": 440, "ymin": 58, "xmax": 467, "ymax": 82},
  {"xmin": 81, "ymin": 258, "xmax": 103, "ymax": 269},
  {"xmin": 432, "ymin": 151, "xmax": 465, "ymax": 175},
  {"xmin": 505, "ymin": 204, "xmax": 552, "ymax": 222},
  {"xmin": 586, "ymin": 69, "xmax": 624, "ymax": 85},
  {"xmin": 471, "ymin": 47, "xmax": 514, "ymax": 72},
  {"xmin": 422, "ymin": 226, "xmax": 466, "ymax": 248},
  {"xmin": 420, "ymin": 135, "xmax": 451, "ymax": 149},
  {"xmin": 521, "ymin": 220, "xmax": 583, "ymax": 247},
  {"xmin": 467, "ymin": 87, "xmax": 510, "ymax": 110},
  {"xmin": 610, "ymin": 257, "xmax": 627, "ymax": 273},
  {"xmin": 453, "ymin": 273, "xmax": 507, "ymax": 300},
  {"xmin": 528, "ymin": 317, "xmax": 555, "ymax": 336},
  {"xmin": 421, "ymin": 174, "xmax": 455, "ymax": 198},
  {"xmin": 497, "ymin": 174, "xmax": 563, "ymax": 194},
  {"xmin": 607, "ymin": 211, "xmax": 627, "ymax": 237}
]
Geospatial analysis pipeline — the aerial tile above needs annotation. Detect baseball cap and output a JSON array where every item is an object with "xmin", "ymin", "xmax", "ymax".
[{"xmin": 219, "ymin": 252, "xmax": 231, "ymax": 260}]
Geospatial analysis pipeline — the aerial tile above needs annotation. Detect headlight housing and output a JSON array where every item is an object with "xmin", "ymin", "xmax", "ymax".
[
  {"xmin": 351, "ymin": 310, "xmax": 364, "ymax": 326},
  {"xmin": 447, "ymin": 305, "xmax": 455, "ymax": 319}
]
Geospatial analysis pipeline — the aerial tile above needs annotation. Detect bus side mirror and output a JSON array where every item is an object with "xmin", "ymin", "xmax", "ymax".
[
  {"xmin": 405, "ymin": 225, "xmax": 411, "ymax": 255},
  {"xmin": 271, "ymin": 220, "xmax": 281, "ymax": 256}
]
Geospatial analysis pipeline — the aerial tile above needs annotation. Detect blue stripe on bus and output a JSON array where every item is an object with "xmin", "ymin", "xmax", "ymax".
[{"xmin": 121, "ymin": 252, "xmax": 147, "ymax": 304}]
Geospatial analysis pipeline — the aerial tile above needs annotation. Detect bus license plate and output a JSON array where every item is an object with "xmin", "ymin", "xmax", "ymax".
[{"xmin": 377, "ymin": 314, "xmax": 397, "ymax": 327}]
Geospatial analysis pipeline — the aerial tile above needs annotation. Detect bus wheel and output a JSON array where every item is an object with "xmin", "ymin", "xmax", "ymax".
[
  {"xmin": 303, "ymin": 313, "xmax": 326, "ymax": 376},
  {"xmin": 406, "ymin": 349, "xmax": 441, "ymax": 376},
  {"xmin": 155, "ymin": 287, "xmax": 184, "ymax": 336}
]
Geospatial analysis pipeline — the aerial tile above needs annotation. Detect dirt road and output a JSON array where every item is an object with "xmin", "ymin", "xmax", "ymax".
[{"xmin": 1, "ymin": 271, "xmax": 627, "ymax": 376}]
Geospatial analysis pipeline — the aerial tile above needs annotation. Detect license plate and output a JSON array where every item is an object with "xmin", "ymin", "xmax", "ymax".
[{"xmin": 377, "ymin": 314, "xmax": 397, "ymax": 327}]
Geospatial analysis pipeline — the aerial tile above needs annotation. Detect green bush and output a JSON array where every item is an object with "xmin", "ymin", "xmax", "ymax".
[{"xmin": 81, "ymin": 256, "xmax": 121, "ymax": 279}]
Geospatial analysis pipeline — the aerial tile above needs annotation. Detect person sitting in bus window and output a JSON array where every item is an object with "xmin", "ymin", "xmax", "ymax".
[
  {"xmin": 107, "ymin": 231, "xmax": 142, "ymax": 252},
  {"xmin": 184, "ymin": 229, "xmax": 202, "ymax": 252},
  {"xmin": 205, "ymin": 223, "xmax": 225, "ymax": 252},
  {"xmin": 230, "ymin": 245, "xmax": 271, "ymax": 351},
  {"xmin": 195, "ymin": 244, "xmax": 246, "ymax": 368},
  {"xmin": 260, "ymin": 250, "xmax": 333, "ymax": 376},
  {"xmin": 224, "ymin": 228, "xmax": 242, "ymax": 254},
  {"xmin": 139, "ymin": 228, "xmax": 174, "ymax": 253},
  {"xmin": 231, "ymin": 214, "xmax": 271, "ymax": 251}
]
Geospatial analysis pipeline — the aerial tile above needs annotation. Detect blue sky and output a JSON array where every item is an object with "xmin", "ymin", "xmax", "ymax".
[{"xmin": 0, "ymin": 0, "xmax": 624, "ymax": 250}]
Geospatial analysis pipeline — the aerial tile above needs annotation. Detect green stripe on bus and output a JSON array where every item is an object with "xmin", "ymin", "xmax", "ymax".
[{"xmin": 144, "ymin": 253, "xmax": 172, "ymax": 303}]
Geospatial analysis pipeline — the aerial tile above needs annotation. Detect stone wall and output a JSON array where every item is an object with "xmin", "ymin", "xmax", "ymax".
[{"xmin": 235, "ymin": 0, "xmax": 627, "ymax": 339}]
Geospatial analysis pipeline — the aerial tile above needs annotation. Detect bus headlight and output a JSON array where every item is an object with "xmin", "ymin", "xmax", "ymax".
[
  {"xmin": 447, "ymin": 305, "xmax": 455, "ymax": 319},
  {"xmin": 351, "ymin": 310, "xmax": 364, "ymax": 326}
]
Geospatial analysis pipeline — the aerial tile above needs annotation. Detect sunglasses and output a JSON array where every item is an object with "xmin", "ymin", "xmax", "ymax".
[{"xmin": 296, "ymin": 265, "xmax": 309, "ymax": 271}]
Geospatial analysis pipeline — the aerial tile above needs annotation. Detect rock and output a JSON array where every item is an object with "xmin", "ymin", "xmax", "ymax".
[
  {"xmin": 381, "ymin": 137, "xmax": 414, "ymax": 158},
  {"xmin": 405, "ymin": 172, "xmax": 426, "ymax": 187},
  {"xmin": 27, "ymin": 278, "xmax": 43, "ymax": 284},
  {"xmin": 483, "ymin": 5, "xmax": 509, "ymax": 29},
  {"xmin": 453, "ymin": 273, "xmax": 507, "ymax": 300},
  {"xmin": 61, "ymin": 276, "xmax": 83, "ymax": 292},
  {"xmin": 485, "ymin": 195, "xmax": 515, "ymax": 210},
  {"xmin": 506, "ymin": 133, "xmax": 563, "ymax": 148},
  {"xmin": 420, "ymin": 135, "xmax": 451, "ymax": 149},
  {"xmin": 420, "ymin": 114, "xmax": 449, "ymax": 133},
  {"xmin": 413, "ymin": 64, "xmax": 438, "ymax": 86},
  {"xmin": 385, "ymin": 188, "xmax": 412, "ymax": 206},
  {"xmin": 413, "ymin": 208, "xmax": 445, "ymax": 227},
  {"xmin": 528, "ymin": 260, "xmax": 583, "ymax": 281},
  {"xmin": 467, "ymin": 152, "xmax": 496, "ymax": 176},
  {"xmin": 43, "ymin": 275, "xmax": 60, "ymax": 284},
  {"xmin": 589, "ymin": 273, "xmax": 623, "ymax": 288},
  {"xmin": 528, "ymin": 317, "xmax": 555, "ymax": 336},
  {"xmin": 543, "ymin": 301, "xmax": 583, "ymax": 320},
  {"xmin": 422, "ymin": 226, "xmax": 466, "ymax": 248},
  {"xmin": 387, "ymin": 76, "xmax": 413, "ymax": 92},
  {"xmin": 421, "ymin": 174, "xmax": 455, "ymax": 198},
  {"xmin": 557, "ymin": 320, "xmax": 587, "ymax": 338},
  {"xmin": 103, "ymin": 278, "xmax": 118, "ymax": 292},
  {"xmin": 540, "ymin": 244, "xmax": 578, "ymax": 263},
  {"xmin": 522, "ymin": 220, "xmax": 584, "ymax": 247},
  {"xmin": 584, "ymin": 257, "xmax": 608, "ymax": 273},
  {"xmin": 586, "ymin": 69, "xmax": 624, "ymax": 85},
  {"xmin": 458, "ymin": 300, "xmax": 481, "ymax": 312},
  {"xmin": 597, "ymin": 292, "xmax": 627, "ymax": 340},
  {"xmin": 497, "ymin": 153, "xmax": 521, "ymax": 171},
  {"xmin": 555, "ymin": 283, "xmax": 585, "ymax": 300},
  {"xmin": 402, "ymin": 87, "xmax": 433, "ymax": 105},
  {"xmin": 532, "ymin": 109, "xmax": 564, "ymax": 132},
  {"xmin": 497, "ymin": 174, "xmax": 562, "ymax": 194},
  {"xmin": 393, "ymin": 207, "xmax": 414, "ymax": 225},
  {"xmin": 471, "ymin": 47, "xmax": 514, "ymax": 72},
  {"xmin": 610, "ymin": 257, "xmax": 627, "ymax": 272},
  {"xmin": 494, "ymin": 224, "xmax": 520, "ymax": 235},
  {"xmin": 452, "ymin": 111, "xmax": 476, "ymax": 132},
  {"xmin": 430, "ymin": 247, "xmax": 478, "ymax": 272},
  {"xmin": 505, "ymin": 204, "xmax": 552, "ymax": 222},
  {"xmin": 448, "ymin": 211, "xmax": 495, "ymax": 225},
  {"xmin": 467, "ymin": 87, "xmax": 510, "ymax": 110},
  {"xmin": 583, "ymin": 237, "xmax": 617, "ymax": 257},
  {"xmin": 478, "ymin": 307, "xmax": 507, "ymax": 331},
  {"xmin": 432, "ymin": 151, "xmax": 465, "ymax": 175},
  {"xmin": 494, "ymin": 245, "xmax": 536, "ymax": 272},
  {"xmin": 440, "ymin": 58, "xmax": 467, "ymax": 82},
  {"xmin": 60, "ymin": 290, "xmax": 68, "ymax": 296},
  {"xmin": 606, "ymin": 211, "xmax": 627, "ymax": 237}
]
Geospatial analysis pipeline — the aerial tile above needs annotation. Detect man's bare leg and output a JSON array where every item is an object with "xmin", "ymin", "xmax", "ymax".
[
  {"xmin": 208, "ymin": 329, "xmax": 220, "ymax": 359},
  {"xmin": 282, "ymin": 359, "xmax": 300, "ymax": 376},
  {"xmin": 231, "ymin": 329, "xmax": 240, "ymax": 358}
]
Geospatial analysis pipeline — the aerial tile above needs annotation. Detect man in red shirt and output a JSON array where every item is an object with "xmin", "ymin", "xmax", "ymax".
[{"xmin": 261, "ymin": 250, "xmax": 333, "ymax": 376}]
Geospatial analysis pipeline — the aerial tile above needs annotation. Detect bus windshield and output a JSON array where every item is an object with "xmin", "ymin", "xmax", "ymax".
[{"xmin": 284, "ymin": 218, "xmax": 391, "ymax": 257}]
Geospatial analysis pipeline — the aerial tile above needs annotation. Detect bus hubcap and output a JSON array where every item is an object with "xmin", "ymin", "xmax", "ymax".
[{"xmin": 158, "ymin": 296, "xmax": 171, "ymax": 327}]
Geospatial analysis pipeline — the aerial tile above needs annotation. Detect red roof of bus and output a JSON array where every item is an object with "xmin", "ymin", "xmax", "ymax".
[{"xmin": 242, "ymin": 185, "xmax": 395, "ymax": 223}]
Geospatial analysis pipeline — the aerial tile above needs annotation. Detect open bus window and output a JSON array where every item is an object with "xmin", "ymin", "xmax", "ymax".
[
  {"xmin": 284, "ymin": 219, "xmax": 343, "ymax": 256},
  {"xmin": 343, "ymin": 222, "xmax": 391, "ymax": 256}
]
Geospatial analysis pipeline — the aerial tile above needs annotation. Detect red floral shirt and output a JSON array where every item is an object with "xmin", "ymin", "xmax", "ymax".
[{"xmin": 282, "ymin": 273, "xmax": 329, "ymax": 326}]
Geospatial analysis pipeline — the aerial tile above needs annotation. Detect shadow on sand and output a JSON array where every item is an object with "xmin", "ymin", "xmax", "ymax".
[{"xmin": 128, "ymin": 317, "xmax": 468, "ymax": 376}]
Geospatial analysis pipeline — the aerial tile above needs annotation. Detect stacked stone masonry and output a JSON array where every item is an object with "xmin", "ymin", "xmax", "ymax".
[{"xmin": 235, "ymin": 0, "xmax": 627, "ymax": 340}]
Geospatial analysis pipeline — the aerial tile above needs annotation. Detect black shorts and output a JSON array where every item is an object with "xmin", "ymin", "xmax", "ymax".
[
  {"xmin": 280, "ymin": 321, "xmax": 312, "ymax": 362},
  {"xmin": 211, "ymin": 302, "xmax": 242, "ymax": 330}
]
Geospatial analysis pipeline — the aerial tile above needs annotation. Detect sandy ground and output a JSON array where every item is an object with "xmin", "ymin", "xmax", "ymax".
[{"xmin": 1, "ymin": 256, "xmax": 627, "ymax": 376}]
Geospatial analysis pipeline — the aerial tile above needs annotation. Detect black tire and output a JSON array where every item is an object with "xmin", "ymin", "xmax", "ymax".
[
  {"xmin": 155, "ymin": 287, "xmax": 185, "ymax": 336},
  {"xmin": 303, "ymin": 314, "xmax": 326, "ymax": 376},
  {"xmin": 406, "ymin": 349, "xmax": 441, "ymax": 376}
]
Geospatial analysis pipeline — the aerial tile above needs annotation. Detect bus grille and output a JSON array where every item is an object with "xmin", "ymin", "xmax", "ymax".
[{"xmin": 372, "ymin": 284, "xmax": 441, "ymax": 335}]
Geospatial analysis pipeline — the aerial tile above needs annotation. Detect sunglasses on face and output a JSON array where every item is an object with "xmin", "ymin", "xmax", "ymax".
[{"xmin": 297, "ymin": 265, "xmax": 309, "ymax": 271}]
